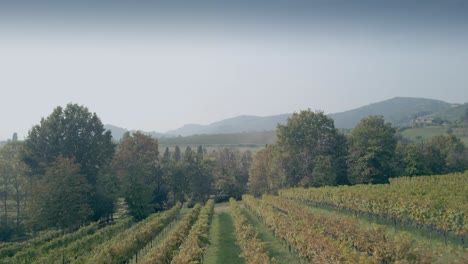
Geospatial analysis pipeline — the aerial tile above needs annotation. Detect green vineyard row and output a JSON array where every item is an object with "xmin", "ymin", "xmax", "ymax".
[
  {"xmin": 280, "ymin": 172, "xmax": 468, "ymax": 237},
  {"xmin": 81, "ymin": 204, "xmax": 180, "ymax": 263},
  {"xmin": 229, "ymin": 198, "xmax": 271, "ymax": 264},
  {"xmin": 141, "ymin": 203, "xmax": 202, "ymax": 264},
  {"xmin": 3, "ymin": 222, "xmax": 100, "ymax": 263},
  {"xmin": 243, "ymin": 195, "xmax": 375, "ymax": 263},
  {"xmin": 172, "ymin": 200, "xmax": 215, "ymax": 264},
  {"xmin": 0, "ymin": 229, "xmax": 62, "ymax": 258},
  {"xmin": 34, "ymin": 218, "xmax": 134, "ymax": 264}
]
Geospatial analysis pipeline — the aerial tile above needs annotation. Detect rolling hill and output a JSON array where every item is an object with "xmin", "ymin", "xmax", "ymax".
[
  {"xmin": 105, "ymin": 97, "xmax": 459, "ymax": 140},
  {"xmin": 329, "ymin": 97, "xmax": 451, "ymax": 128}
]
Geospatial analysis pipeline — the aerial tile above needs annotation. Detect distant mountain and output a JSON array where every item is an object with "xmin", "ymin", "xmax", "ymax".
[
  {"xmin": 329, "ymin": 97, "xmax": 451, "ymax": 128},
  {"xmin": 166, "ymin": 114, "xmax": 290, "ymax": 136},
  {"xmin": 104, "ymin": 124, "xmax": 170, "ymax": 141},
  {"xmin": 158, "ymin": 131, "xmax": 276, "ymax": 146},
  {"xmin": 106, "ymin": 97, "xmax": 455, "ymax": 139},
  {"xmin": 166, "ymin": 97, "xmax": 451, "ymax": 135}
]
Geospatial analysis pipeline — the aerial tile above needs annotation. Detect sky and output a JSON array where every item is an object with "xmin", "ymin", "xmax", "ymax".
[{"xmin": 1, "ymin": 1, "xmax": 468, "ymax": 140}]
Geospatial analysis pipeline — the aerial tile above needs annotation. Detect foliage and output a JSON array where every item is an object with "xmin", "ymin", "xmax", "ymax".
[
  {"xmin": 0, "ymin": 229, "xmax": 61, "ymax": 259},
  {"xmin": 211, "ymin": 148, "xmax": 248, "ymax": 200},
  {"xmin": 27, "ymin": 158, "xmax": 92, "ymax": 230},
  {"xmin": 248, "ymin": 145, "xmax": 286, "ymax": 197},
  {"xmin": 277, "ymin": 109, "xmax": 347, "ymax": 187},
  {"xmin": 141, "ymin": 204, "xmax": 201, "ymax": 264},
  {"xmin": 33, "ymin": 218, "xmax": 133, "ymax": 264},
  {"xmin": 84, "ymin": 204, "xmax": 180, "ymax": 264},
  {"xmin": 280, "ymin": 172, "xmax": 468, "ymax": 238},
  {"xmin": 172, "ymin": 200, "xmax": 215, "ymax": 264},
  {"xmin": 113, "ymin": 132, "xmax": 161, "ymax": 220},
  {"xmin": 347, "ymin": 116, "xmax": 396, "ymax": 184},
  {"xmin": 0, "ymin": 142, "xmax": 28, "ymax": 237},
  {"xmin": 23, "ymin": 103, "xmax": 114, "ymax": 183},
  {"xmin": 243, "ymin": 195, "xmax": 374, "ymax": 263},
  {"xmin": 9, "ymin": 222, "xmax": 99, "ymax": 263},
  {"xmin": 22, "ymin": 103, "xmax": 115, "ymax": 221},
  {"xmin": 229, "ymin": 198, "xmax": 271, "ymax": 264}
]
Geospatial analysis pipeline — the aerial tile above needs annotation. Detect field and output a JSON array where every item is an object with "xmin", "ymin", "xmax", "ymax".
[
  {"xmin": 1, "ymin": 173, "xmax": 466, "ymax": 263},
  {"xmin": 400, "ymin": 126, "xmax": 468, "ymax": 144}
]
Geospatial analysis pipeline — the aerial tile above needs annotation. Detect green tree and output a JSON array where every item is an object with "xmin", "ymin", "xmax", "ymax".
[
  {"xmin": 212, "ymin": 148, "xmax": 245, "ymax": 200},
  {"xmin": 277, "ymin": 109, "xmax": 347, "ymax": 187},
  {"xmin": 22, "ymin": 104, "xmax": 115, "ymax": 221},
  {"xmin": 173, "ymin": 146, "xmax": 181, "ymax": 162},
  {"xmin": 165, "ymin": 162, "xmax": 187, "ymax": 204},
  {"xmin": 0, "ymin": 142, "xmax": 28, "ymax": 234},
  {"xmin": 184, "ymin": 146, "xmax": 194, "ymax": 162},
  {"xmin": 394, "ymin": 142, "xmax": 428, "ymax": 176},
  {"xmin": 28, "ymin": 158, "xmax": 92, "ymax": 230},
  {"xmin": 347, "ymin": 116, "xmax": 397, "ymax": 184},
  {"xmin": 248, "ymin": 145, "xmax": 286, "ymax": 197},
  {"xmin": 196, "ymin": 145, "xmax": 204, "ymax": 160},
  {"xmin": 113, "ymin": 132, "xmax": 162, "ymax": 220},
  {"xmin": 162, "ymin": 147, "xmax": 171, "ymax": 163},
  {"xmin": 424, "ymin": 135, "xmax": 467, "ymax": 173}
]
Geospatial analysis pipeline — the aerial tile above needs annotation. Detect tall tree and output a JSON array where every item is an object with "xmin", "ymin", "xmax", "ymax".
[
  {"xmin": 23, "ymin": 104, "xmax": 115, "ymax": 182},
  {"xmin": 162, "ymin": 147, "xmax": 171, "ymax": 163},
  {"xmin": 347, "ymin": 116, "xmax": 397, "ymax": 184},
  {"xmin": 248, "ymin": 145, "xmax": 286, "ymax": 197},
  {"xmin": 424, "ymin": 135, "xmax": 467, "ymax": 174},
  {"xmin": 277, "ymin": 109, "xmax": 347, "ymax": 187},
  {"xmin": 212, "ymin": 148, "xmax": 245, "ymax": 200},
  {"xmin": 395, "ymin": 142, "xmax": 428, "ymax": 176},
  {"xmin": 196, "ymin": 145, "xmax": 204, "ymax": 160},
  {"xmin": 113, "ymin": 132, "xmax": 162, "ymax": 220},
  {"xmin": 173, "ymin": 146, "xmax": 181, "ymax": 162},
  {"xmin": 28, "ymin": 158, "xmax": 92, "ymax": 230},
  {"xmin": 0, "ymin": 143, "xmax": 28, "ymax": 232},
  {"xmin": 22, "ymin": 104, "xmax": 115, "ymax": 221},
  {"xmin": 12, "ymin": 133, "xmax": 18, "ymax": 142},
  {"xmin": 184, "ymin": 146, "xmax": 194, "ymax": 162}
]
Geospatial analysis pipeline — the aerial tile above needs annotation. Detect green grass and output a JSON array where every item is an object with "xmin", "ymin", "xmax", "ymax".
[
  {"xmin": 400, "ymin": 126, "xmax": 468, "ymax": 144},
  {"xmin": 204, "ymin": 204, "xmax": 245, "ymax": 264},
  {"xmin": 241, "ymin": 207, "xmax": 303, "ymax": 264}
]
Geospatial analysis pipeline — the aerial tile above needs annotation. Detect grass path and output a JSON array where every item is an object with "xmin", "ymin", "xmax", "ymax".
[
  {"xmin": 241, "ymin": 207, "xmax": 303, "ymax": 264},
  {"xmin": 204, "ymin": 203, "xmax": 245, "ymax": 264}
]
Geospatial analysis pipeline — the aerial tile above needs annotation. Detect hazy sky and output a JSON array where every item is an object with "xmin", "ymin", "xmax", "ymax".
[{"xmin": 1, "ymin": 1, "xmax": 468, "ymax": 140}]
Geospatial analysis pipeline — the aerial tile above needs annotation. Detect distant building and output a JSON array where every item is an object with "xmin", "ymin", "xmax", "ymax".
[
  {"xmin": 451, "ymin": 103, "xmax": 461, "ymax": 108},
  {"xmin": 415, "ymin": 116, "xmax": 434, "ymax": 125}
]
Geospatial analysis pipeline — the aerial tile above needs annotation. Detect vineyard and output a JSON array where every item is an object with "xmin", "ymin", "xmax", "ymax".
[{"xmin": 1, "ymin": 173, "xmax": 467, "ymax": 263}]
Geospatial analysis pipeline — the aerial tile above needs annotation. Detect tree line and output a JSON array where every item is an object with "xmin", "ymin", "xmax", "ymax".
[
  {"xmin": 1, "ymin": 105, "xmax": 466, "ymax": 241},
  {"xmin": 248, "ymin": 110, "xmax": 468, "ymax": 196},
  {"xmin": 0, "ymin": 104, "xmax": 250, "ymax": 241}
]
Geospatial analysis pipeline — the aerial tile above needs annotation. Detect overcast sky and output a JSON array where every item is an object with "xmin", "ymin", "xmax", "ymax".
[{"xmin": 1, "ymin": 1, "xmax": 468, "ymax": 140}]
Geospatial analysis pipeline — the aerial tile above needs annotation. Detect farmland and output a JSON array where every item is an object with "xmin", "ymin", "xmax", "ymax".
[{"xmin": 1, "ymin": 172, "xmax": 466, "ymax": 263}]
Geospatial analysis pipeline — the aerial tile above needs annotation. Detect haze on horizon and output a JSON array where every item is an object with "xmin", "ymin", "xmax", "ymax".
[{"xmin": 1, "ymin": 1, "xmax": 468, "ymax": 140}]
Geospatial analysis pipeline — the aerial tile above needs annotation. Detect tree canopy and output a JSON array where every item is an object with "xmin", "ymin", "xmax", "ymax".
[
  {"xmin": 277, "ymin": 109, "xmax": 347, "ymax": 187},
  {"xmin": 347, "ymin": 116, "xmax": 397, "ymax": 184}
]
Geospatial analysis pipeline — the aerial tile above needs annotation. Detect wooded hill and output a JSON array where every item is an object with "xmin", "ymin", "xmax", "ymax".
[{"xmin": 106, "ymin": 97, "xmax": 462, "ymax": 140}]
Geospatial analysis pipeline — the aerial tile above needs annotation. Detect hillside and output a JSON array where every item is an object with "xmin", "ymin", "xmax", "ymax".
[
  {"xmin": 105, "ymin": 97, "xmax": 454, "ymax": 140},
  {"xmin": 104, "ymin": 125, "xmax": 169, "ymax": 141},
  {"xmin": 430, "ymin": 102, "xmax": 468, "ymax": 122},
  {"xmin": 167, "ymin": 97, "xmax": 451, "ymax": 134},
  {"xmin": 158, "ymin": 131, "xmax": 276, "ymax": 146},
  {"xmin": 166, "ymin": 114, "xmax": 290, "ymax": 136},
  {"xmin": 329, "ymin": 97, "xmax": 451, "ymax": 128}
]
